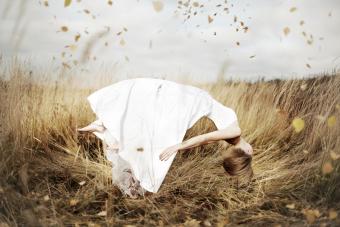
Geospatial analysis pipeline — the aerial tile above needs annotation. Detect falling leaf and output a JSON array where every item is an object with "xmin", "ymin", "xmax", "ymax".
[
  {"xmin": 153, "ymin": 1, "xmax": 164, "ymax": 12},
  {"xmin": 300, "ymin": 83, "xmax": 307, "ymax": 90},
  {"xmin": 283, "ymin": 27, "xmax": 290, "ymax": 36},
  {"xmin": 108, "ymin": 0, "xmax": 113, "ymax": 6},
  {"xmin": 290, "ymin": 7, "xmax": 297, "ymax": 12},
  {"xmin": 61, "ymin": 26, "xmax": 68, "ymax": 32},
  {"xmin": 300, "ymin": 20, "xmax": 305, "ymax": 26},
  {"xmin": 97, "ymin": 211, "xmax": 107, "ymax": 216},
  {"xmin": 292, "ymin": 117, "xmax": 305, "ymax": 133},
  {"xmin": 69, "ymin": 199, "xmax": 78, "ymax": 206},
  {"xmin": 84, "ymin": 9, "xmax": 90, "ymax": 14},
  {"xmin": 249, "ymin": 55, "xmax": 256, "ymax": 59},
  {"xmin": 329, "ymin": 209, "xmax": 338, "ymax": 220},
  {"xmin": 328, "ymin": 11, "xmax": 332, "ymax": 17},
  {"xmin": 236, "ymin": 41, "xmax": 240, "ymax": 46},
  {"xmin": 330, "ymin": 150, "xmax": 340, "ymax": 160},
  {"xmin": 123, "ymin": 27, "xmax": 128, "ymax": 32},
  {"xmin": 302, "ymin": 209, "xmax": 316, "ymax": 224},
  {"xmin": 62, "ymin": 62, "xmax": 71, "ymax": 69},
  {"xmin": 120, "ymin": 39, "xmax": 125, "ymax": 46},
  {"xmin": 78, "ymin": 181, "xmax": 86, "ymax": 186},
  {"xmin": 74, "ymin": 34, "xmax": 81, "ymax": 42},
  {"xmin": 313, "ymin": 209, "xmax": 321, "ymax": 218},
  {"xmin": 322, "ymin": 162, "xmax": 333, "ymax": 175},
  {"xmin": 327, "ymin": 116, "xmax": 336, "ymax": 127},
  {"xmin": 286, "ymin": 203, "xmax": 295, "ymax": 209},
  {"xmin": 66, "ymin": 45, "xmax": 77, "ymax": 52},
  {"xmin": 302, "ymin": 31, "xmax": 307, "ymax": 37},
  {"xmin": 125, "ymin": 56, "xmax": 130, "ymax": 62},
  {"xmin": 336, "ymin": 104, "xmax": 340, "ymax": 110},
  {"xmin": 306, "ymin": 63, "xmax": 311, "ymax": 69},
  {"xmin": 208, "ymin": 15, "xmax": 213, "ymax": 23},
  {"xmin": 183, "ymin": 219, "xmax": 200, "ymax": 227},
  {"xmin": 44, "ymin": 1, "xmax": 49, "ymax": 7},
  {"xmin": 64, "ymin": 0, "xmax": 72, "ymax": 7},
  {"xmin": 315, "ymin": 115, "xmax": 326, "ymax": 122},
  {"xmin": 43, "ymin": 195, "xmax": 50, "ymax": 201},
  {"xmin": 193, "ymin": 2, "xmax": 199, "ymax": 7},
  {"xmin": 203, "ymin": 220, "xmax": 212, "ymax": 227},
  {"xmin": 136, "ymin": 147, "xmax": 144, "ymax": 152}
]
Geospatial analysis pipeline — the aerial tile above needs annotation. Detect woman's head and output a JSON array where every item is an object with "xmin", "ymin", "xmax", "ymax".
[{"xmin": 222, "ymin": 147, "xmax": 253, "ymax": 186}]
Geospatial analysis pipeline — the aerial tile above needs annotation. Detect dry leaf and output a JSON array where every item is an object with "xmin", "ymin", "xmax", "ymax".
[
  {"xmin": 108, "ymin": 0, "xmax": 113, "ymax": 5},
  {"xmin": 69, "ymin": 199, "xmax": 78, "ymax": 206},
  {"xmin": 300, "ymin": 83, "xmax": 307, "ymax": 90},
  {"xmin": 120, "ymin": 39, "xmax": 125, "ymax": 46},
  {"xmin": 84, "ymin": 9, "xmax": 90, "ymax": 14},
  {"xmin": 300, "ymin": 20, "xmax": 305, "ymax": 26},
  {"xmin": 336, "ymin": 104, "xmax": 340, "ymax": 110},
  {"xmin": 75, "ymin": 34, "xmax": 81, "ymax": 42},
  {"xmin": 78, "ymin": 181, "xmax": 86, "ymax": 186},
  {"xmin": 322, "ymin": 162, "xmax": 334, "ymax": 175},
  {"xmin": 208, "ymin": 15, "xmax": 213, "ymax": 23},
  {"xmin": 97, "ymin": 211, "xmax": 107, "ymax": 216},
  {"xmin": 64, "ymin": 0, "xmax": 72, "ymax": 7},
  {"xmin": 330, "ymin": 150, "xmax": 340, "ymax": 160},
  {"xmin": 286, "ymin": 203, "xmax": 295, "ymax": 209},
  {"xmin": 61, "ymin": 26, "xmax": 68, "ymax": 32},
  {"xmin": 44, "ymin": 1, "xmax": 49, "ymax": 7},
  {"xmin": 283, "ymin": 27, "xmax": 290, "ymax": 36},
  {"xmin": 306, "ymin": 63, "xmax": 311, "ymax": 69},
  {"xmin": 249, "ymin": 55, "xmax": 256, "ymax": 59},
  {"xmin": 43, "ymin": 195, "xmax": 50, "ymax": 201},
  {"xmin": 292, "ymin": 117, "xmax": 305, "ymax": 133},
  {"xmin": 236, "ymin": 41, "xmax": 240, "ymax": 46},
  {"xmin": 203, "ymin": 220, "xmax": 212, "ymax": 227},
  {"xmin": 184, "ymin": 219, "xmax": 200, "ymax": 227},
  {"xmin": 153, "ymin": 1, "xmax": 164, "ymax": 12},
  {"xmin": 327, "ymin": 116, "xmax": 336, "ymax": 127},
  {"xmin": 290, "ymin": 7, "xmax": 297, "ymax": 12},
  {"xmin": 303, "ymin": 149, "xmax": 309, "ymax": 154},
  {"xmin": 329, "ymin": 209, "xmax": 338, "ymax": 220},
  {"xmin": 193, "ymin": 2, "xmax": 199, "ymax": 7},
  {"xmin": 302, "ymin": 209, "xmax": 316, "ymax": 224}
]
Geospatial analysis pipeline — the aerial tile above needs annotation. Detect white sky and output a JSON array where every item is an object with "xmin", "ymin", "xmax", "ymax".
[{"xmin": 1, "ymin": 0, "xmax": 340, "ymax": 83}]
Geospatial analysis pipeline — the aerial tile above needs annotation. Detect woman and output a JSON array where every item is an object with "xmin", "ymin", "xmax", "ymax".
[{"xmin": 78, "ymin": 77, "xmax": 253, "ymax": 198}]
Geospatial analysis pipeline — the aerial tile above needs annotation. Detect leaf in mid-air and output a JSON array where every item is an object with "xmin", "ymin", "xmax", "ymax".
[
  {"xmin": 64, "ymin": 0, "xmax": 72, "ymax": 7},
  {"xmin": 322, "ymin": 162, "xmax": 333, "ymax": 175},
  {"xmin": 283, "ymin": 27, "xmax": 290, "ymax": 36},
  {"xmin": 292, "ymin": 117, "xmax": 304, "ymax": 133}
]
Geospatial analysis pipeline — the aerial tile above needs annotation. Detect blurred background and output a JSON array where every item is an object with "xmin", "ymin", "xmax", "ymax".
[{"xmin": 1, "ymin": 0, "xmax": 340, "ymax": 84}]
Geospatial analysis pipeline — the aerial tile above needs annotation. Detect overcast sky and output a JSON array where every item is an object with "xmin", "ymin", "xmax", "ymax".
[{"xmin": 1, "ymin": 0, "xmax": 340, "ymax": 83}]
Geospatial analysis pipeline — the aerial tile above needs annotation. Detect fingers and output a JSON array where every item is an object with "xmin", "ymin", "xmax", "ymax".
[{"xmin": 159, "ymin": 149, "xmax": 176, "ymax": 161}]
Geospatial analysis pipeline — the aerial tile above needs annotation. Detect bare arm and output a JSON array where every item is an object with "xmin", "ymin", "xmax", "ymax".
[
  {"xmin": 176, "ymin": 120, "xmax": 241, "ymax": 151},
  {"xmin": 159, "ymin": 121, "xmax": 241, "ymax": 161}
]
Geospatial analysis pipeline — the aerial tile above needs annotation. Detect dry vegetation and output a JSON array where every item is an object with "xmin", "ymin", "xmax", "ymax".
[{"xmin": 0, "ymin": 60, "xmax": 339, "ymax": 227}]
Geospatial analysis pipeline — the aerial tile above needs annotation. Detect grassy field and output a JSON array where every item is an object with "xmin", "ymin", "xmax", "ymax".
[{"xmin": 0, "ymin": 61, "xmax": 339, "ymax": 227}]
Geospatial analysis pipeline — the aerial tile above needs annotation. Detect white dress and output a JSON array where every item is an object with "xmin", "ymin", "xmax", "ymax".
[{"xmin": 86, "ymin": 77, "xmax": 238, "ymax": 195}]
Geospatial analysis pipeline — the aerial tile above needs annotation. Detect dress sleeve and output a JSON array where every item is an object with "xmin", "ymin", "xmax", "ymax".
[{"xmin": 206, "ymin": 97, "xmax": 239, "ymax": 130}]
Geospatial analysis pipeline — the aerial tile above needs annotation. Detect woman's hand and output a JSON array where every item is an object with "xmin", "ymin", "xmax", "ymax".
[
  {"xmin": 159, "ymin": 145, "xmax": 180, "ymax": 161},
  {"xmin": 235, "ymin": 137, "xmax": 253, "ymax": 155}
]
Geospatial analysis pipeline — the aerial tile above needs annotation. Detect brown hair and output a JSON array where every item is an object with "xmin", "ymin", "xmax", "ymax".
[{"xmin": 222, "ymin": 147, "xmax": 253, "ymax": 186}]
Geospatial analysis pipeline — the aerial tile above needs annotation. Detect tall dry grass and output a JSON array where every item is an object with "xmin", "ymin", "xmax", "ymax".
[{"xmin": 0, "ymin": 60, "xmax": 339, "ymax": 226}]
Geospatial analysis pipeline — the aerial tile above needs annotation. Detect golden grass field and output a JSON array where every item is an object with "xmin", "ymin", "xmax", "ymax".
[{"xmin": 0, "ymin": 61, "xmax": 339, "ymax": 226}]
